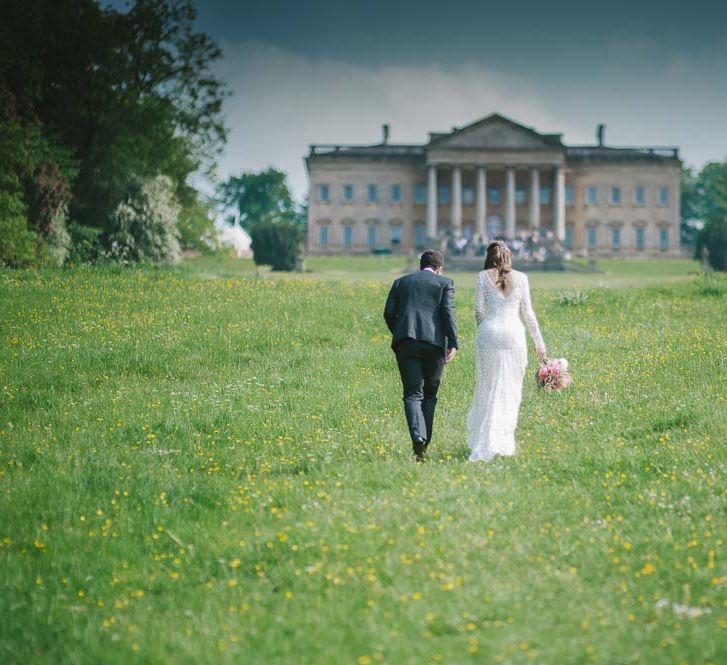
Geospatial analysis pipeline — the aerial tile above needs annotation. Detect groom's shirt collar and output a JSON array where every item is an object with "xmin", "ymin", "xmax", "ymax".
[{"xmin": 422, "ymin": 267, "xmax": 437, "ymax": 274}]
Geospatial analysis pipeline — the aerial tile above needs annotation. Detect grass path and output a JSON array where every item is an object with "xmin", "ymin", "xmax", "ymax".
[{"xmin": 0, "ymin": 261, "xmax": 725, "ymax": 663}]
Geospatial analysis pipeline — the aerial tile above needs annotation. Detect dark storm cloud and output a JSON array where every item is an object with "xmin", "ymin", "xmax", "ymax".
[
  {"xmin": 194, "ymin": 0, "xmax": 727, "ymax": 73},
  {"xmin": 174, "ymin": 0, "xmax": 727, "ymax": 198}
]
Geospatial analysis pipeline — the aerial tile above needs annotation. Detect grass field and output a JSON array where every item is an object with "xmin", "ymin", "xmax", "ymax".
[
  {"xmin": 180, "ymin": 254, "xmax": 699, "ymax": 290},
  {"xmin": 1, "ymin": 257, "xmax": 726, "ymax": 664}
]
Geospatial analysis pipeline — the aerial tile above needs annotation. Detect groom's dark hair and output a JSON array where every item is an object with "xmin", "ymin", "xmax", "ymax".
[{"xmin": 420, "ymin": 250, "xmax": 444, "ymax": 270}]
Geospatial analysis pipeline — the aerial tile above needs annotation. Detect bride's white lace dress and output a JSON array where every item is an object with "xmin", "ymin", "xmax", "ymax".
[{"xmin": 467, "ymin": 270, "xmax": 545, "ymax": 462}]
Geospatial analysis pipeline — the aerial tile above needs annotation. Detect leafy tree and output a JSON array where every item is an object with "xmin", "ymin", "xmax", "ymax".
[
  {"xmin": 680, "ymin": 167, "xmax": 701, "ymax": 246},
  {"xmin": 216, "ymin": 168, "xmax": 303, "ymax": 270},
  {"xmin": 694, "ymin": 160, "xmax": 727, "ymax": 271},
  {"xmin": 108, "ymin": 174, "xmax": 181, "ymax": 264},
  {"xmin": 695, "ymin": 218, "xmax": 727, "ymax": 271},
  {"xmin": 249, "ymin": 223, "xmax": 303, "ymax": 271},
  {"xmin": 67, "ymin": 222, "xmax": 105, "ymax": 265},
  {"xmin": 177, "ymin": 195, "xmax": 218, "ymax": 254},
  {"xmin": 0, "ymin": 0, "xmax": 227, "ymax": 259},
  {"xmin": 0, "ymin": 189, "xmax": 37, "ymax": 267},
  {"xmin": 695, "ymin": 161, "xmax": 727, "ymax": 222},
  {"xmin": 216, "ymin": 168, "xmax": 296, "ymax": 230},
  {"xmin": 0, "ymin": 114, "xmax": 74, "ymax": 265}
]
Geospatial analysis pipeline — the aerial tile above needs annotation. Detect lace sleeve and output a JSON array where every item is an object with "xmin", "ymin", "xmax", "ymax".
[
  {"xmin": 519, "ymin": 273, "xmax": 546, "ymax": 352},
  {"xmin": 475, "ymin": 272, "xmax": 486, "ymax": 325}
]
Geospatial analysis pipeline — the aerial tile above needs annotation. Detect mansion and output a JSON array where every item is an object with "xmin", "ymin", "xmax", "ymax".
[{"xmin": 304, "ymin": 113, "xmax": 682, "ymax": 256}]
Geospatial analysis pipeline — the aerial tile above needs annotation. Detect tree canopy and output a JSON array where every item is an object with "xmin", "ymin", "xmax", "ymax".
[
  {"xmin": 216, "ymin": 168, "xmax": 297, "ymax": 230},
  {"xmin": 692, "ymin": 160, "xmax": 727, "ymax": 271},
  {"xmin": 0, "ymin": 0, "xmax": 227, "ymax": 264}
]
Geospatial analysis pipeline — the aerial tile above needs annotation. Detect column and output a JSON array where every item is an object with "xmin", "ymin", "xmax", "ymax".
[
  {"xmin": 451, "ymin": 165, "xmax": 462, "ymax": 238},
  {"xmin": 426, "ymin": 164, "xmax": 437, "ymax": 240},
  {"xmin": 505, "ymin": 167, "xmax": 516, "ymax": 239},
  {"xmin": 529, "ymin": 167, "xmax": 540, "ymax": 230},
  {"xmin": 554, "ymin": 166, "xmax": 566, "ymax": 241},
  {"xmin": 476, "ymin": 166, "xmax": 487, "ymax": 241}
]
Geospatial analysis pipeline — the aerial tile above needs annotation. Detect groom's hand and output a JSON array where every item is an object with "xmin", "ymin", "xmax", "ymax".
[{"xmin": 445, "ymin": 348, "xmax": 457, "ymax": 364}]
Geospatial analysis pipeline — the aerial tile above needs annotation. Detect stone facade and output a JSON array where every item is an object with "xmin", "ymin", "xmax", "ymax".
[{"xmin": 305, "ymin": 114, "xmax": 682, "ymax": 256}]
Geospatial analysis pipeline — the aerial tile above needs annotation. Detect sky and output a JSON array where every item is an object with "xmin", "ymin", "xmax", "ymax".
[{"xmin": 189, "ymin": 0, "xmax": 727, "ymax": 199}]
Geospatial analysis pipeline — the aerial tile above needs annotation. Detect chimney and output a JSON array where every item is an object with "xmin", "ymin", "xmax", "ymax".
[
  {"xmin": 382, "ymin": 123, "xmax": 390, "ymax": 144},
  {"xmin": 596, "ymin": 124, "xmax": 605, "ymax": 147}
]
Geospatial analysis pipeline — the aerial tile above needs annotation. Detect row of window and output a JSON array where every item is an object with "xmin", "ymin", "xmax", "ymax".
[
  {"xmin": 585, "ymin": 185, "xmax": 669, "ymax": 207},
  {"xmin": 318, "ymin": 183, "xmax": 670, "ymax": 207},
  {"xmin": 318, "ymin": 224, "xmax": 402, "ymax": 248},
  {"xmin": 317, "ymin": 223, "xmax": 670, "ymax": 251},
  {"xmin": 584, "ymin": 226, "xmax": 670, "ymax": 251}
]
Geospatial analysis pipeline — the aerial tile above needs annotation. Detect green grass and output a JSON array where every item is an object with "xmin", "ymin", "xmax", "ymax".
[
  {"xmin": 1, "ymin": 259, "xmax": 725, "ymax": 664},
  {"xmin": 181, "ymin": 254, "xmax": 699, "ymax": 290}
]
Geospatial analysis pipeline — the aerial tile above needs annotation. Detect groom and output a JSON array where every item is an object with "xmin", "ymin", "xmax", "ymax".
[{"xmin": 384, "ymin": 250, "xmax": 458, "ymax": 460}]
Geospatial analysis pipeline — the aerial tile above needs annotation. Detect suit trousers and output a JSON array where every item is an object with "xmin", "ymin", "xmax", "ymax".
[{"xmin": 394, "ymin": 340, "xmax": 445, "ymax": 448}]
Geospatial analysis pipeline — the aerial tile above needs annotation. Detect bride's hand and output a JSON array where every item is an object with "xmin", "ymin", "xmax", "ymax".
[{"xmin": 535, "ymin": 348, "xmax": 547, "ymax": 362}]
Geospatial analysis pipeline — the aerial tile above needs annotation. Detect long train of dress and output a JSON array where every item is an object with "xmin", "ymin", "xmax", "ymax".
[{"xmin": 467, "ymin": 270, "xmax": 544, "ymax": 462}]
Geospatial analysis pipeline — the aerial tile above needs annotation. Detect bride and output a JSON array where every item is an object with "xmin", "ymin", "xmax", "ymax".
[{"xmin": 467, "ymin": 240, "xmax": 547, "ymax": 462}]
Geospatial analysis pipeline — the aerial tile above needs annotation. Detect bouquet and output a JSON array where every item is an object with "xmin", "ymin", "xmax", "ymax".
[{"xmin": 536, "ymin": 357, "xmax": 571, "ymax": 391}]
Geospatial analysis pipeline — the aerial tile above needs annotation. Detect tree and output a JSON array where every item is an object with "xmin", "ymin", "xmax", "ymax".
[
  {"xmin": 108, "ymin": 174, "xmax": 181, "ymax": 264},
  {"xmin": 216, "ymin": 168, "xmax": 296, "ymax": 230},
  {"xmin": 680, "ymin": 167, "xmax": 702, "ymax": 246},
  {"xmin": 0, "ymin": 0, "xmax": 227, "ymax": 261},
  {"xmin": 694, "ymin": 160, "xmax": 727, "ymax": 271},
  {"xmin": 177, "ymin": 194, "xmax": 218, "ymax": 254},
  {"xmin": 0, "ymin": 110, "xmax": 75, "ymax": 265},
  {"xmin": 216, "ymin": 168, "xmax": 303, "ymax": 270},
  {"xmin": 250, "ymin": 223, "xmax": 303, "ymax": 271}
]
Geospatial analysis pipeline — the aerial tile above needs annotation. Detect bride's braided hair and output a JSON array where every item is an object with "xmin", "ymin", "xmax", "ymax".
[{"xmin": 483, "ymin": 241, "xmax": 512, "ymax": 291}]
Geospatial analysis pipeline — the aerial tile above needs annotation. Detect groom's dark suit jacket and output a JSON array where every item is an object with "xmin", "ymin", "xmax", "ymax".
[{"xmin": 383, "ymin": 269, "xmax": 459, "ymax": 351}]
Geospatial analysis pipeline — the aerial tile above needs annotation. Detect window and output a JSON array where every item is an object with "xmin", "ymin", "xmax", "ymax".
[
  {"xmin": 390, "ymin": 225, "xmax": 402, "ymax": 245},
  {"xmin": 463, "ymin": 186, "xmax": 474, "ymax": 205},
  {"xmin": 565, "ymin": 185, "xmax": 573, "ymax": 205},
  {"xmin": 586, "ymin": 186, "xmax": 598, "ymax": 205},
  {"xmin": 343, "ymin": 184, "xmax": 354, "ymax": 202},
  {"xmin": 487, "ymin": 215, "xmax": 503, "ymax": 237},
  {"xmin": 343, "ymin": 226, "xmax": 353, "ymax": 247},
  {"xmin": 438, "ymin": 185, "xmax": 450, "ymax": 205},
  {"xmin": 318, "ymin": 184, "xmax": 330, "ymax": 203},
  {"xmin": 612, "ymin": 227, "xmax": 621, "ymax": 251},
  {"xmin": 415, "ymin": 183, "xmax": 426, "ymax": 205},
  {"xmin": 540, "ymin": 187, "xmax": 551, "ymax": 205},
  {"xmin": 488, "ymin": 187, "xmax": 500, "ymax": 205},
  {"xmin": 565, "ymin": 225, "xmax": 574, "ymax": 249},
  {"xmin": 367, "ymin": 184, "xmax": 378, "ymax": 203},
  {"xmin": 660, "ymin": 228, "xmax": 669, "ymax": 251},
  {"xmin": 611, "ymin": 186, "xmax": 621, "ymax": 204},
  {"xmin": 390, "ymin": 184, "xmax": 402, "ymax": 203},
  {"xmin": 634, "ymin": 186, "xmax": 645, "ymax": 206},
  {"xmin": 516, "ymin": 187, "xmax": 527, "ymax": 205},
  {"xmin": 319, "ymin": 225, "xmax": 329, "ymax": 246},
  {"xmin": 659, "ymin": 186, "xmax": 669, "ymax": 205},
  {"xmin": 415, "ymin": 224, "xmax": 426, "ymax": 248},
  {"xmin": 587, "ymin": 226, "xmax": 597, "ymax": 250},
  {"xmin": 368, "ymin": 225, "xmax": 377, "ymax": 246},
  {"xmin": 635, "ymin": 226, "xmax": 645, "ymax": 251}
]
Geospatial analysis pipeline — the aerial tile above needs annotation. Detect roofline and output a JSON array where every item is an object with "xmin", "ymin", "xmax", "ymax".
[{"xmin": 427, "ymin": 112, "xmax": 563, "ymax": 147}]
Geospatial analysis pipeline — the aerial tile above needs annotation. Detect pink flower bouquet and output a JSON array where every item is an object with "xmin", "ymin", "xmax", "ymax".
[{"xmin": 536, "ymin": 357, "xmax": 571, "ymax": 391}]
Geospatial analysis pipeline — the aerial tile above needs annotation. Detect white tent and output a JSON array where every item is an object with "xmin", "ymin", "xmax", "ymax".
[{"xmin": 215, "ymin": 216, "xmax": 252, "ymax": 258}]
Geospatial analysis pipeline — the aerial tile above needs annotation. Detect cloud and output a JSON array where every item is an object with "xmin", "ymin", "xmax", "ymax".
[
  {"xmin": 210, "ymin": 39, "xmax": 727, "ymax": 201},
  {"xmin": 214, "ymin": 41, "xmax": 571, "ymax": 200}
]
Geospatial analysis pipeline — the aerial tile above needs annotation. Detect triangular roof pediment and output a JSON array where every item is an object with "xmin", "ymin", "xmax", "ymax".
[{"xmin": 428, "ymin": 113, "xmax": 562, "ymax": 150}]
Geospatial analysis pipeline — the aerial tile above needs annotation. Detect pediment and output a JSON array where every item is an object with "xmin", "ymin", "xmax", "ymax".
[{"xmin": 430, "ymin": 114, "xmax": 561, "ymax": 150}]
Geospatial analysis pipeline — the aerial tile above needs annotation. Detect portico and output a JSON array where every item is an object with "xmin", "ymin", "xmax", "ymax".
[
  {"xmin": 423, "ymin": 114, "xmax": 568, "ymax": 242},
  {"xmin": 424, "ymin": 163, "xmax": 566, "ymax": 242}
]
